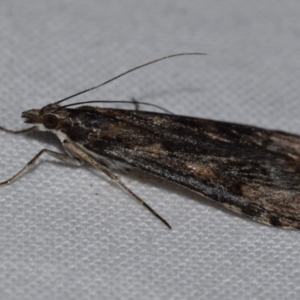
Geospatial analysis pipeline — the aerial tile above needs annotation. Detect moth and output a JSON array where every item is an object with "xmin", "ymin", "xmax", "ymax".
[{"xmin": 1, "ymin": 53, "xmax": 300, "ymax": 230}]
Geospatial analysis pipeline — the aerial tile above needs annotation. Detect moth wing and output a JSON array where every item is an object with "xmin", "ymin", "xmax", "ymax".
[{"xmin": 68, "ymin": 108, "xmax": 300, "ymax": 228}]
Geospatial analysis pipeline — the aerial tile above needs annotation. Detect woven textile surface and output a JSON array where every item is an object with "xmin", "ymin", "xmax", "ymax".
[{"xmin": 1, "ymin": 1, "xmax": 300, "ymax": 299}]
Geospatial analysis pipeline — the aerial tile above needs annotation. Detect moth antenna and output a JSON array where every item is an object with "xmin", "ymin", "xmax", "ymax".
[
  {"xmin": 59, "ymin": 100, "xmax": 174, "ymax": 114},
  {"xmin": 55, "ymin": 52, "xmax": 206, "ymax": 105}
]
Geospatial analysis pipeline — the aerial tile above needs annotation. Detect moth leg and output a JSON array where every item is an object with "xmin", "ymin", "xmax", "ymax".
[
  {"xmin": 65, "ymin": 141, "xmax": 172, "ymax": 229},
  {"xmin": 131, "ymin": 98, "xmax": 139, "ymax": 111},
  {"xmin": 0, "ymin": 149, "xmax": 83, "ymax": 187},
  {"xmin": 0, "ymin": 126, "xmax": 37, "ymax": 134}
]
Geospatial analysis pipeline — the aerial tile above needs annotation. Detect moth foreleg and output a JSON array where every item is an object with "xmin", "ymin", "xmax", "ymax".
[
  {"xmin": 0, "ymin": 149, "xmax": 82, "ymax": 187},
  {"xmin": 65, "ymin": 141, "xmax": 172, "ymax": 229},
  {"xmin": 0, "ymin": 126, "xmax": 37, "ymax": 134}
]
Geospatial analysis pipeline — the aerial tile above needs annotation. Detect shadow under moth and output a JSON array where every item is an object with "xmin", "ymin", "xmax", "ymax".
[{"xmin": 1, "ymin": 53, "xmax": 300, "ymax": 230}]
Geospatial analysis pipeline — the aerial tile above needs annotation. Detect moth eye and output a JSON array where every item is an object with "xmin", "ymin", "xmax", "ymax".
[{"xmin": 43, "ymin": 114, "xmax": 59, "ymax": 129}]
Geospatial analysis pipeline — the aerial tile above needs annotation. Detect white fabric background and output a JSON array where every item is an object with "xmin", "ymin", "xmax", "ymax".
[{"xmin": 1, "ymin": 1, "xmax": 300, "ymax": 299}]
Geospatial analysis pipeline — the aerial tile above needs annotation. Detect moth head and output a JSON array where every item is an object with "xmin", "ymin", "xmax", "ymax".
[{"xmin": 22, "ymin": 104, "xmax": 65, "ymax": 130}]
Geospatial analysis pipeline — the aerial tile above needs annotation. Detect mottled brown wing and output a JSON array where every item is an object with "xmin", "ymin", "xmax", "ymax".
[{"xmin": 64, "ymin": 107, "xmax": 300, "ymax": 229}]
